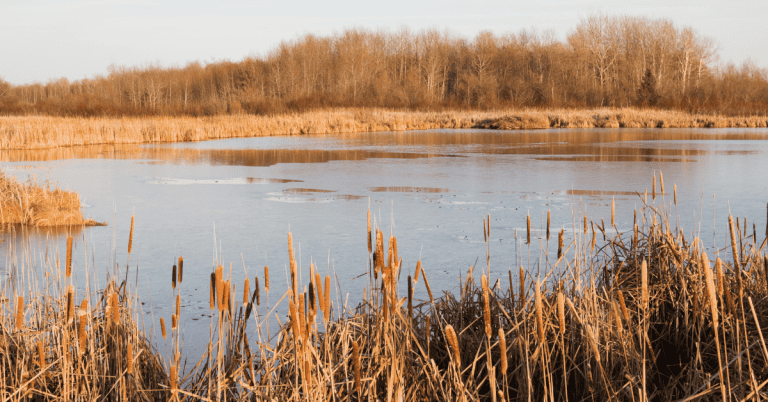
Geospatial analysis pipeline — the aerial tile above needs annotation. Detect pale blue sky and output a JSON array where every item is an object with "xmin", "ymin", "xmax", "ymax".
[{"xmin": 1, "ymin": 0, "xmax": 766, "ymax": 85}]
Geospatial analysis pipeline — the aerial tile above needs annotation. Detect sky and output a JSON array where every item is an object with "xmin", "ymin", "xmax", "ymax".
[{"xmin": 1, "ymin": 0, "xmax": 766, "ymax": 85}]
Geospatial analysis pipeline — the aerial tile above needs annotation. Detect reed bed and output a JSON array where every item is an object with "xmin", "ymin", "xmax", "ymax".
[
  {"xmin": 0, "ymin": 170, "xmax": 104, "ymax": 226},
  {"xmin": 2, "ymin": 107, "xmax": 767, "ymax": 150},
  {"xmin": 2, "ymin": 184, "xmax": 768, "ymax": 401}
]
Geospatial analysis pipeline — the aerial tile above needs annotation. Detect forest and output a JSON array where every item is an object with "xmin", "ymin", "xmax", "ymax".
[{"xmin": 1, "ymin": 15, "xmax": 767, "ymax": 117}]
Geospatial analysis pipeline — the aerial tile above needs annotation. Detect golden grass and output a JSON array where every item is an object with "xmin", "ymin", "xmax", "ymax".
[
  {"xmin": 3, "ymin": 187, "xmax": 768, "ymax": 401},
  {"xmin": 1, "ymin": 107, "xmax": 768, "ymax": 150},
  {"xmin": 0, "ymin": 170, "xmax": 104, "ymax": 226}
]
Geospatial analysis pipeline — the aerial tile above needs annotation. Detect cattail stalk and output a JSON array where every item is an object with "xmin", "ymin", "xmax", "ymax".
[
  {"xmin": 702, "ymin": 251, "xmax": 727, "ymax": 402},
  {"xmin": 66, "ymin": 236, "xmax": 73, "ymax": 278},
  {"xmin": 445, "ymin": 324, "xmax": 460, "ymax": 368},
  {"xmin": 353, "ymin": 341, "xmax": 361, "ymax": 394},
  {"xmin": 407, "ymin": 275, "xmax": 413, "ymax": 318}
]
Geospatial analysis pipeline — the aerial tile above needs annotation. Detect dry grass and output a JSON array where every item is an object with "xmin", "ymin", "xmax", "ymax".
[
  {"xmin": 0, "ymin": 170, "xmax": 104, "ymax": 226},
  {"xmin": 2, "ymin": 182, "xmax": 768, "ymax": 400},
  {"xmin": 1, "ymin": 107, "xmax": 768, "ymax": 150}
]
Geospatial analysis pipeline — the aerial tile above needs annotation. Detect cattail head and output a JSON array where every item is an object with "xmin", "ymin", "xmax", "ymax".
[
  {"xmin": 641, "ymin": 260, "xmax": 649, "ymax": 310},
  {"xmin": 126, "ymin": 343, "xmax": 133, "ymax": 374},
  {"xmin": 253, "ymin": 276, "xmax": 261, "ymax": 307},
  {"xmin": 673, "ymin": 184, "xmax": 678, "ymax": 205},
  {"xmin": 298, "ymin": 294, "xmax": 307, "ymax": 342},
  {"xmin": 611, "ymin": 196, "xmax": 615, "ymax": 227},
  {"xmin": 171, "ymin": 314, "xmax": 177, "ymax": 330},
  {"xmin": 243, "ymin": 277, "xmax": 250, "ymax": 308},
  {"xmin": 617, "ymin": 290, "xmax": 629, "ymax": 321},
  {"xmin": 171, "ymin": 265, "xmax": 177, "ymax": 290},
  {"xmin": 66, "ymin": 286, "xmax": 74, "ymax": 322},
  {"xmin": 728, "ymin": 215, "xmax": 741, "ymax": 271},
  {"xmin": 659, "ymin": 171, "xmax": 664, "ymax": 195},
  {"xmin": 498, "ymin": 328, "xmax": 508, "ymax": 373},
  {"xmin": 519, "ymin": 266, "xmax": 526, "ymax": 309},
  {"xmin": 701, "ymin": 252, "xmax": 719, "ymax": 329},
  {"xmin": 315, "ymin": 273, "xmax": 325, "ymax": 319},
  {"xmin": 209, "ymin": 272, "xmax": 216, "ymax": 311},
  {"xmin": 558, "ymin": 229, "xmax": 564, "ymax": 259},
  {"xmin": 215, "ymin": 265, "xmax": 223, "ymax": 310},
  {"xmin": 223, "ymin": 280, "xmax": 231, "ymax": 315},
  {"xmin": 652, "ymin": 174, "xmax": 656, "ymax": 200},
  {"xmin": 128, "ymin": 215, "xmax": 134, "ymax": 254},
  {"xmin": 175, "ymin": 294, "xmax": 181, "ymax": 317},
  {"xmin": 546, "ymin": 210, "xmax": 551, "ymax": 241},
  {"xmin": 66, "ymin": 236, "xmax": 73, "ymax": 278},
  {"xmin": 352, "ymin": 341, "xmax": 361, "ymax": 393},
  {"xmin": 407, "ymin": 275, "xmax": 413, "ymax": 318},
  {"xmin": 445, "ymin": 324, "xmax": 460, "ymax": 367},
  {"xmin": 422, "ymin": 268, "xmax": 434, "ymax": 303},
  {"xmin": 111, "ymin": 291, "xmax": 119, "ymax": 326},
  {"xmin": 535, "ymin": 280, "xmax": 545, "ymax": 344},
  {"xmin": 324, "ymin": 275, "xmax": 331, "ymax": 321},
  {"xmin": 612, "ymin": 302, "xmax": 624, "ymax": 338},
  {"xmin": 414, "ymin": 261, "xmax": 422, "ymax": 284},
  {"xmin": 15, "ymin": 296, "xmax": 24, "ymax": 331},
  {"xmin": 78, "ymin": 298, "xmax": 88, "ymax": 352},
  {"xmin": 264, "ymin": 265, "xmax": 270, "ymax": 292},
  {"xmin": 583, "ymin": 215, "xmax": 588, "ymax": 234},
  {"xmin": 37, "ymin": 339, "xmax": 45, "ymax": 368},
  {"xmin": 716, "ymin": 258, "xmax": 725, "ymax": 296},
  {"xmin": 367, "ymin": 209, "xmax": 372, "ymax": 254},
  {"xmin": 170, "ymin": 364, "xmax": 177, "ymax": 391},
  {"xmin": 289, "ymin": 298, "xmax": 300, "ymax": 342},
  {"xmin": 526, "ymin": 213, "xmax": 531, "ymax": 244},
  {"xmin": 160, "ymin": 317, "xmax": 167, "ymax": 339},
  {"xmin": 482, "ymin": 274, "xmax": 492, "ymax": 339},
  {"xmin": 178, "ymin": 256, "xmax": 183, "ymax": 283},
  {"xmin": 557, "ymin": 291, "xmax": 565, "ymax": 335}
]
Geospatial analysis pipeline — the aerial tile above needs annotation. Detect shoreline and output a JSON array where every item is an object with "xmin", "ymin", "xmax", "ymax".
[{"xmin": 1, "ymin": 107, "xmax": 767, "ymax": 150}]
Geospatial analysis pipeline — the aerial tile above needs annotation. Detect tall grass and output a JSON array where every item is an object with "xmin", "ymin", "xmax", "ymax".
[
  {"xmin": 2, "ymin": 186, "xmax": 768, "ymax": 400},
  {"xmin": 0, "ymin": 170, "xmax": 104, "ymax": 226},
  {"xmin": 2, "ymin": 107, "xmax": 768, "ymax": 150}
]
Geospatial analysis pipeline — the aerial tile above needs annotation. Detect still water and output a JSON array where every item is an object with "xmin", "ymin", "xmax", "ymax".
[{"xmin": 2, "ymin": 128, "xmax": 768, "ymax": 355}]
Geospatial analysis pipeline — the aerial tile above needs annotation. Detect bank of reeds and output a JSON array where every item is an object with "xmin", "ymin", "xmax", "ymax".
[
  {"xmin": 2, "ymin": 107, "xmax": 768, "ymax": 150},
  {"xmin": 2, "ymin": 191, "xmax": 768, "ymax": 400},
  {"xmin": 0, "ymin": 170, "xmax": 104, "ymax": 226}
]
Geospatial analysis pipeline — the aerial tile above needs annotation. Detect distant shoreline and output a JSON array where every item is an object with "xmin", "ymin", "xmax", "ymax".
[{"xmin": 1, "ymin": 107, "xmax": 767, "ymax": 150}]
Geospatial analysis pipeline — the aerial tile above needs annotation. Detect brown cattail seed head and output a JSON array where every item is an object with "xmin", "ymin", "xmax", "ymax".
[
  {"xmin": 175, "ymin": 294, "xmax": 181, "ymax": 317},
  {"xmin": 659, "ymin": 171, "xmax": 664, "ymax": 195},
  {"xmin": 126, "ymin": 344, "xmax": 133, "ymax": 374},
  {"xmin": 66, "ymin": 236, "xmax": 73, "ymax": 278},
  {"xmin": 612, "ymin": 302, "xmax": 624, "ymax": 338},
  {"xmin": 716, "ymin": 258, "xmax": 725, "ymax": 296},
  {"xmin": 160, "ymin": 317, "xmax": 167, "ymax": 339},
  {"xmin": 243, "ymin": 277, "xmax": 250, "ymax": 308},
  {"xmin": 729, "ymin": 215, "xmax": 740, "ymax": 270},
  {"xmin": 519, "ymin": 266, "xmax": 526, "ymax": 309},
  {"xmin": 264, "ymin": 265, "xmax": 270, "ymax": 292},
  {"xmin": 315, "ymin": 273, "xmax": 325, "ymax": 319},
  {"xmin": 641, "ymin": 260, "xmax": 649, "ymax": 309},
  {"xmin": 673, "ymin": 184, "xmax": 678, "ymax": 205},
  {"xmin": 37, "ymin": 340, "xmax": 45, "ymax": 368},
  {"xmin": 526, "ymin": 214, "xmax": 531, "ymax": 244},
  {"xmin": 171, "ymin": 265, "xmax": 177, "ymax": 290},
  {"xmin": 584, "ymin": 215, "xmax": 588, "ymax": 234},
  {"xmin": 253, "ymin": 276, "xmax": 260, "ymax": 306},
  {"xmin": 422, "ymin": 268, "xmax": 434, "ymax": 303},
  {"xmin": 324, "ymin": 275, "xmax": 331, "ymax": 320},
  {"xmin": 498, "ymin": 328, "xmax": 508, "ymax": 373},
  {"xmin": 558, "ymin": 229, "xmax": 564, "ymax": 259},
  {"xmin": 66, "ymin": 286, "xmax": 74, "ymax": 322},
  {"xmin": 298, "ymin": 295, "xmax": 307, "ymax": 342},
  {"xmin": 353, "ymin": 341, "xmax": 361, "ymax": 393},
  {"xmin": 652, "ymin": 174, "xmax": 656, "ymax": 200},
  {"xmin": 445, "ymin": 324, "xmax": 461, "ymax": 367},
  {"xmin": 546, "ymin": 210, "xmax": 551, "ymax": 240},
  {"xmin": 170, "ymin": 364, "xmax": 177, "ymax": 391},
  {"xmin": 617, "ymin": 290, "xmax": 629, "ymax": 321},
  {"xmin": 209, "ymin": 273, "xmax": 216, "ymax": 311},
  {"xmin": 289, "ymin": 298, "xmax": 300, "ymax": 341},
  {"xmin": 557, "ymin": 291, "xmax": 565, "ymax": 335},
  {"xmin": 407, "ymin": 275, "xmax": 413, "ymax": 318},
  {"xmin": 15, "ymin": 296, "xmax": 24, "ymax": 331},
  {"xmin": 215, "ymin": 265, "xmax": 224, "ymax": 311},
  {"xmin": 414, "ymin": 260, "xmax": 422, "ymax": 284},
  {"xmin": 611, "ymin": 196, "xmax": 615, "ymax": 226},
  {"xmin": 367, "ymin": 209, "xmax": 372, "ymax": 254},
  {"xmin": 128, "ymin": 215, "xmax": 134, "ymax": 254},
  {"xmin": 111, "ymin": 292, "xmax": 119, "ymax": 326},
  {"xmin": 171, "ymin": 314, "xmax": 177, "ymax": 330},
  {"xmin": 482, "ymin": 275, "xmax": 492, "ymax": 339},
  {"xmin": 177, "ymin": 256, "xmax": 183, "ymax": 283}
]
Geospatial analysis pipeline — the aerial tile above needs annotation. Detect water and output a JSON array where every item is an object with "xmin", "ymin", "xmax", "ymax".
[{"xmin": 2, "ymin": 127, "xmax": 768, "ymax": 356}]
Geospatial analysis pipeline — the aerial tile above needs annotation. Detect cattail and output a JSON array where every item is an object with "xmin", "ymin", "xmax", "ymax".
[
  {"xmin": 171, "ymin": 264, "xmax": 177, "ymax": 290},
  {"xmin": 519, "ymin": 266, "xmax": 526, "ymax": 309},
  {"xmin": 558, "ymin": 229, "xmax": 564, "ymax": 259},
  {"xmin": 617, "ymin": 290, "xmax": 629, "ymax": 321},
  {"xmin": 209, "ymin": 273, "xmax": 216, "ymax": 310},
  {"xmin": 498, "ymin": 328, "xmax": 508, "ymax": 373},
  {"xmin": 298, "ymin": 295, "xmax": 307, "ymax": 342},
  {"xmin": 487, "ymin": 213, "xmax": 490, "ymax": 238},
  {"xmin": 716, "ymin": 258, "xmax": 725, "ymax": 297},
  {"xmin": 482, "ymin": 275, "xmax": 492, "ymax": 339},
  {"xmin": 177, "ymin": 256, "xmax": 183, "ymax": 283},
  {"xmin": 652, "ymin": 174, "xmax": 656, "ymax": 200},
  {"xmin": 546, "ymin": 210, "xmax": 551, "ymax": 241},
  {"xmin": 314, "ymin": 273, "xmax": 324, "ymax": 318},
  {"xmin": 66, "ymin": 286, "xmax": 74, "ymax": 322},
  {"xmin": 253, "ymin": 276, "xmax": 261, "ymax": 307},
  {"xmin": 611, "ymin": 196, "xmax": 615, "ymax": 227},
  {"xmin": 37, "ymin": 339, "xmax": 44, "ymax": 368},
  {"xmin": 591, "ymin": 223, "xmax": 596, "ymax": 252},
  {"xmin": 382, "ymin": 283, "xmax": 390, "ymax": 322},
  {"xmin": 175, "ymin": 294, "xmax": 181, "ymax": 317},
  {"xmin": 289, "ymin": 298, "xmax": 300, "ymax": 341},
  {"xmin": 407, "ymin": 275, "xmax": 413, "ymax": 318},
  {"xmin": 128, "ymin": 215, "xmax": 134, "ymax": 254},
  {"xmin": 673, "ymin": 184, "xmax": 678, "ymax": 205},
  {"xmin": 290, "ymin": 261, "xmax": 298, "ymax": 301},
  {"xmin": 612, "ymin": 302, "xmax": 624, "ymax": 338},
  {"xmin": 126, "ymin": 343, "xmax": 133, "ymax": 374},
  {"xmin": 111, "ymin": 291, "xmax": 119, "ymax": 326},
  {"xmin": 764, "ymin": 255, "xmax": 768, "ymax": 291},
  {"xmin": 634, "ymin": 224, "xmax": 639, "ymax": 248},
  {"xmin": 215, "ymin": 265, "xmax": 223, "ymax": 310},
  {"xmin": 535, "ymin": 280, "xmax": 545, "ymax": 344},
  {"xmin": 352, "ymin": 341, "xmax": 361, "ymax": 394},
  {"xmin": 728, "ymin": 215, "xmax": 740, "ymax": 270},
  {"xmin": 724, "ymin": 278, "xmax": 737, "ymax": 316},
  {"xmin": 422, "ymin": 268, "xmax": 434, "ymax": 303},
  {"xmin": 172, "ymin": 314, "xmax": 177, "ymax": 330},
  {"xmin": 701, "ymin": 252, "xmax": 719, "ymax": 329},
  {"xmin": 264, "ymin": 265, "xmax": 270, "ymax": 292},
  {"xmin": 367, "ymin": 209, "xmax": 372, "ymax": 254},
  {"xmin": 243, "ymin": 278, "xmax": 250, "ymax": 308},
  {"xmin": 641, "ymin": 260, "xmax": 648, "ymax": 310},
  {"xmin": 324, "ymin": 275, "xmax": 331, "ymax": 319},
  {"xmin": 557, "ymin": 291, "xmax": 565, "ymax": 335},
  {"xmin": 526, "ymin": 213, "xmax": 531, "ymax": 244},
  {"xmin": 15, "ymin": 296, "xmax": 24, "ymax": 331},
  {"xmin": 78, "ymin": 299, "xmax": 88, "ymax": 352},
  {"xmin": 445, "ymin": 324, "xmax": 460, "ymax": 367},
  {"xmin": 659, "ymin": 171, "xmax": 664, "ymax": 195},
  {"xmin": 484, "ymin": 217, "xmax": 487, "ymax": 242},
  {"xmin": 170, "ymin": 364, "xmax": 177, "ymax": 391},
  {"xmin": 583, "ymin": 215, "xmax": 588, "ymax": 234},
  {"xmin": 414, "ymin": 260, "xmax": 422, "ymax": 284},
  {"xmin": 66, "ymin": 235, "xmax": 73, "ymax": 278},
  {"xmin": 160, "ymin": 317, "xmax": 167, "ymax": 339},
  {"xmin": 223, "ymin": 280, "xmax": 232, "ymax": 315}
]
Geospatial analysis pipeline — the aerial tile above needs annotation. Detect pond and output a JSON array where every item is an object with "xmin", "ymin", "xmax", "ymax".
[{"xmin": 2, "ymin": 127, "xmax": 768, "ymax": 356}]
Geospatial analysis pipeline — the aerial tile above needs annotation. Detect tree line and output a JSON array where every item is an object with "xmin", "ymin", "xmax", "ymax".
[{"xmin": 1, "ymin": 15, "xmax": 767, "ymax": 117}]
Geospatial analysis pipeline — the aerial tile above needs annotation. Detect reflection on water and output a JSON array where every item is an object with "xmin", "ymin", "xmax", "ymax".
[
  {"xmin": 369, "ymin": 187, "xmax": 450, "ymax": 193},
  {"xmin": 536, "ymin": 156, "xmax": 694, "ymax": 162},
  {"xmin": 283, "ymin": 188, "xmax": 336, "ymax": 194},
  {"xmin": 559, "ymin": 190, "xmax": 640, "ymax": 197}
]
